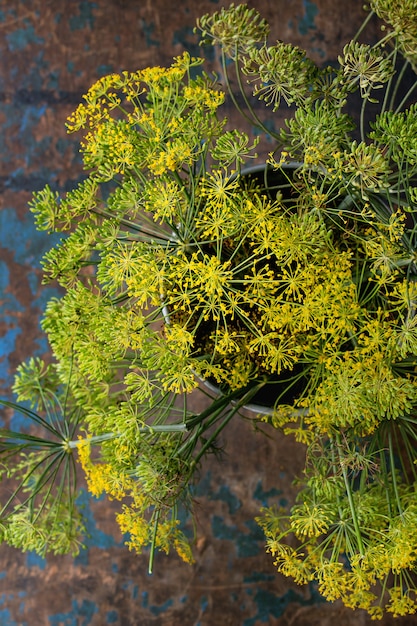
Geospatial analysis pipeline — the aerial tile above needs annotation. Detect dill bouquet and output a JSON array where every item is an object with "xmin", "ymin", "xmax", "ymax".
[
  {"xmin": 2, "ymin": 0, "xmax": 417, "ymax": 618},
  {"xmin": 195, "ymin": 1, "xmax": 417, "ymax": 617}
]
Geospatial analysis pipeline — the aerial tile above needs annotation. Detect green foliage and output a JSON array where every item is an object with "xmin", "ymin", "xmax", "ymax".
[
  {"xmin": 196, "ymin": 3, "xmax": 269, "ymax": 57},
  {"xmin": 243, "ymin": 42, "xmax": 318, "ymax": 109},
  {"xmin": 3, "ymin": 1, "xmax": 417, "ymax": 615},
  {"xmin": 0, "ymin": 371, "xmax": 85, "ymax": 557},
  {"xmin": 195, "ymin": 2, "xmax": 417, "ymax": 616},
  {"xmin": 257, "ymin": 422, "xmax": 417, "ymax": 617}
]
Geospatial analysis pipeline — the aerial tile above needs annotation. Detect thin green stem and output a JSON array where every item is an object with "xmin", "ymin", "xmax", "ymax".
[
  {"xmin": 350, "ymin": 9, "xmax": 376, "ymax": 44},
  {"xmin": 192, "ymin": 385, "xmax": 263, "ymax": 466},
  {"xmin": 64, "ymin": 423, "xmax": 188, "ymax": 451},
  {"xmin": 32, "ymin": 450, "xmax": 68, "ymax": 523},
  {"xmin": 233, "ymin": 52, "xmax": 280, "ymax": 140},
  {"xmin": 0, "ymin": 400, "xmax": 63, "ymax": 440},
  {"xmin": 388, "ymin": 430, "xmax": 403, "ymax": 516},
  {"xmin": 394, "ymin": 78, "xmax": 417, "ymax": 114},
  {"xmin": 336, "ymin": 434, "xmax": 365, "ymax": 556},
  {"xmin": 148, "ymin": 508, "xmax": 160, "ymax": 575},
  {"xmin": 0, "ymin": 448, "xmax": 61, "ymax": 517}
]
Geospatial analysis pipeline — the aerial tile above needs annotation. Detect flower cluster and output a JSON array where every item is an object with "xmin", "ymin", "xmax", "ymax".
[
  {"xmin": 0, "ymin": 360, "xmax": 85, "ymax": 557},
  {"xmin": 195, "ymin": 1, "xmax": 417, "ymax": 617},
  {"xmin": 257, "ymin": 426, "xmax": 417, "ymax": 618},
  {"xmin": 2, "ymin": 1, "xmax": 417, "ymax": 617}
]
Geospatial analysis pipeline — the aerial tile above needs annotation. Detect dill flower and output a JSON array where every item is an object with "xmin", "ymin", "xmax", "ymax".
[
  {"xmin": 279, "ymin": 101, "xmax": 354, "ymax": 165},
  {"xmin": 387, "ymin": 587, "xmax": 417, "ymax": 617},
  {"xmin": 290, "ymin": 502, "xmax": 332, "ymax": 538},
  {"xmin": 342, "ymin": 141, "xmax": 391, "ymax": 195},
  {"xmin": 370, "ymin": 104, "xmax": 417, "ymax": 165},
  {"xmin": 144, "ymin": 177, "xmax": 188, "ymax": 224},
  {"xmin": 196, "ymin": 4, "xmax": 269, "ymax": 57},
  {"xmin": 339, "ymin": 41, "xmax": 394, "ymax": 98},
  {"xmin": 116, "ymin": 504, "xmax": 151, "ymax": 553},
  {"xmin": 211, "ymin": 129, "xmax": 259, "ymax": 167},
  {"xmin": 316, "ymin": 561, "xmax": 351, "ymax": 603},
  {"xmin": 370, "ymin": 0, "xmax": 417, "ymax": 67},
  {"xmin": 243, "ymin": 42, "xmax": 317, "ymax": 109}
]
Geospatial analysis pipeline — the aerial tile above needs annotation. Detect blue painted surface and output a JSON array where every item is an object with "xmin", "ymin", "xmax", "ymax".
[
  {"xmin": 48, "ymin": 599, "xmax": 98, "ymax": 626},
  {"xmin": 253, "ymin": 479, "xmax": 285, "ymax": 507},
  {"xmin": 68, "ymin": 2, "xmax": 98, "ymax": 31},
  {"xmin": 0, "ymin": 6, "xmax": 135, "ymax": 620},
  {"xmin": 140, "ymin": 20, "xmax": 160, "ymax": 48},
  {"xmin": 243, "ymin": 587, "xmax": 322, "ymax": 626},
  {"xmin": 0, "ymin": 609, "xmax": 22, "ymax": 626},
  {"xmin": 105, "ymin": 610, "xmax": 118, "ymax": 624},
  {"xmin": 212, "ymin": 483, "xmax": 242, "ymax": 513},
  {"xmin": 26, "ymin": 551, "xmax": 46, "ymax": 570},
  {"xmin": 297, "ymin": 0, "xmax": 318, "ymax": 35},
  {"xmin": 74, "ymin": 490, "xmax": 124, "ymax": 567},
  {"xmin": 0, "ymin": 207, "xmax": 59, "ymax": 263},
  {"xmin": 6, "ymin": 21, "xmax": 44, "ymax": 52}
]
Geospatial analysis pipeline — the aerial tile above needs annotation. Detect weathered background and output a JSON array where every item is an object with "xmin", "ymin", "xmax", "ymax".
[{"xmin": 0, "ymin": 1, "xmax": 416, "ymax": 624}]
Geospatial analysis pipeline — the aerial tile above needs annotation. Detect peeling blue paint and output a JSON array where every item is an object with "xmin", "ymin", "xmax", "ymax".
[
  {"xmin": 0, "ymin": 328, "xmax": 22, "ymax": 369},
  {"xmin": 122, "ymin": 581, "xmax": 139, "ymax": 600},
  {"xmin": 172, "ymin": 27, "xmax": 201, "ymax": 61},
  {"xmin": 212, "ymin": 483, "xmax": 241, "ymax": 514},
  {"xmin": 74, "ymin": 489, "xmax": 122, "ymax": 566},
  {"xmin": 106, "ymin": 610, "xmax": 118, "ymax": 623},
  {"xmin": 0, "ymin": 608, "xmax": 20, "ymax": 626},
  {"xmin": 19, "ymin": 104, "xmax": 47, "ymax": 133},
  {"xmin": 243, "ymin": 586, "xmax": 322, "ymax": 625},
  {"xmin": 236, "ymin": 519, "xmax": 263, "ymax": 558},
  {"xmin": 97, "ymin": 64, "xmax": 114, "ymax": 76},
  {"xmin": 211, "ymin": 515, "xmax": 237, "ymax": 541},
  {"xmin": 243, "ymin": 571, "xmax": 275, "ymax": 584},
  {"xmin": 6, "ymin": 170, "xmax": 59, "ymax": 192},
  {"xmin": 26, "ymin": 551, "xmax": 46, "ymax": 570},
  {"xmin": 47, "ymin": 71, "xmax": 61, "ymax": 91},
  {"xmin": 140, "ymin": 20, "xmax": 160, "ymax": 48},
  {"xmin": 191, "ymin": 469, "xmax": 212, "ymax": 497},
  {"xmin": 69, "ymin": 2, "xmax": 98, "ymax": 32},
  {"xmin": 17, "ymin": 50, "xmax": 49, "ymax": 91},
  {"xmin": 0, "ymin": 261, "xmax": 11, "ymax": 297},
  {"xmin": 48, "ymin": 599, "xmax": 98, "ymax": 626},
  {"xmin": 6, "ymin": 21, "xmax": 44, "ymax": 52},
  {"xmin": 34, "ymin": 334, "xmax": 54, "ymax": 359},
  {"xmin": 8, "ymin": 402, "xmax": 32, "ymax": 431},
  {"xmin": 0, "ymin": 208, "xmax": 61, "ymax": 265},
  {"xmin": 297, "ymin": 0, "xmax": 319, "ymax": 35},
  {"xmin": 149, "ymin": 597, "xmax": 174, "ymax": 616},
  {"xmin": 211, "ymin": 514, "xmax": 262, "ymax": 558},
  {"xmin": 253, "ymin": 480, "xmax": 284, "ymax": 507}
]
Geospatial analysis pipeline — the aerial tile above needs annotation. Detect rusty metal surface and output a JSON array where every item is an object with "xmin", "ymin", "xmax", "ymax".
[{"xmin": 0, "ymin": 1, "xmax": 414, "ymax": 624}]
